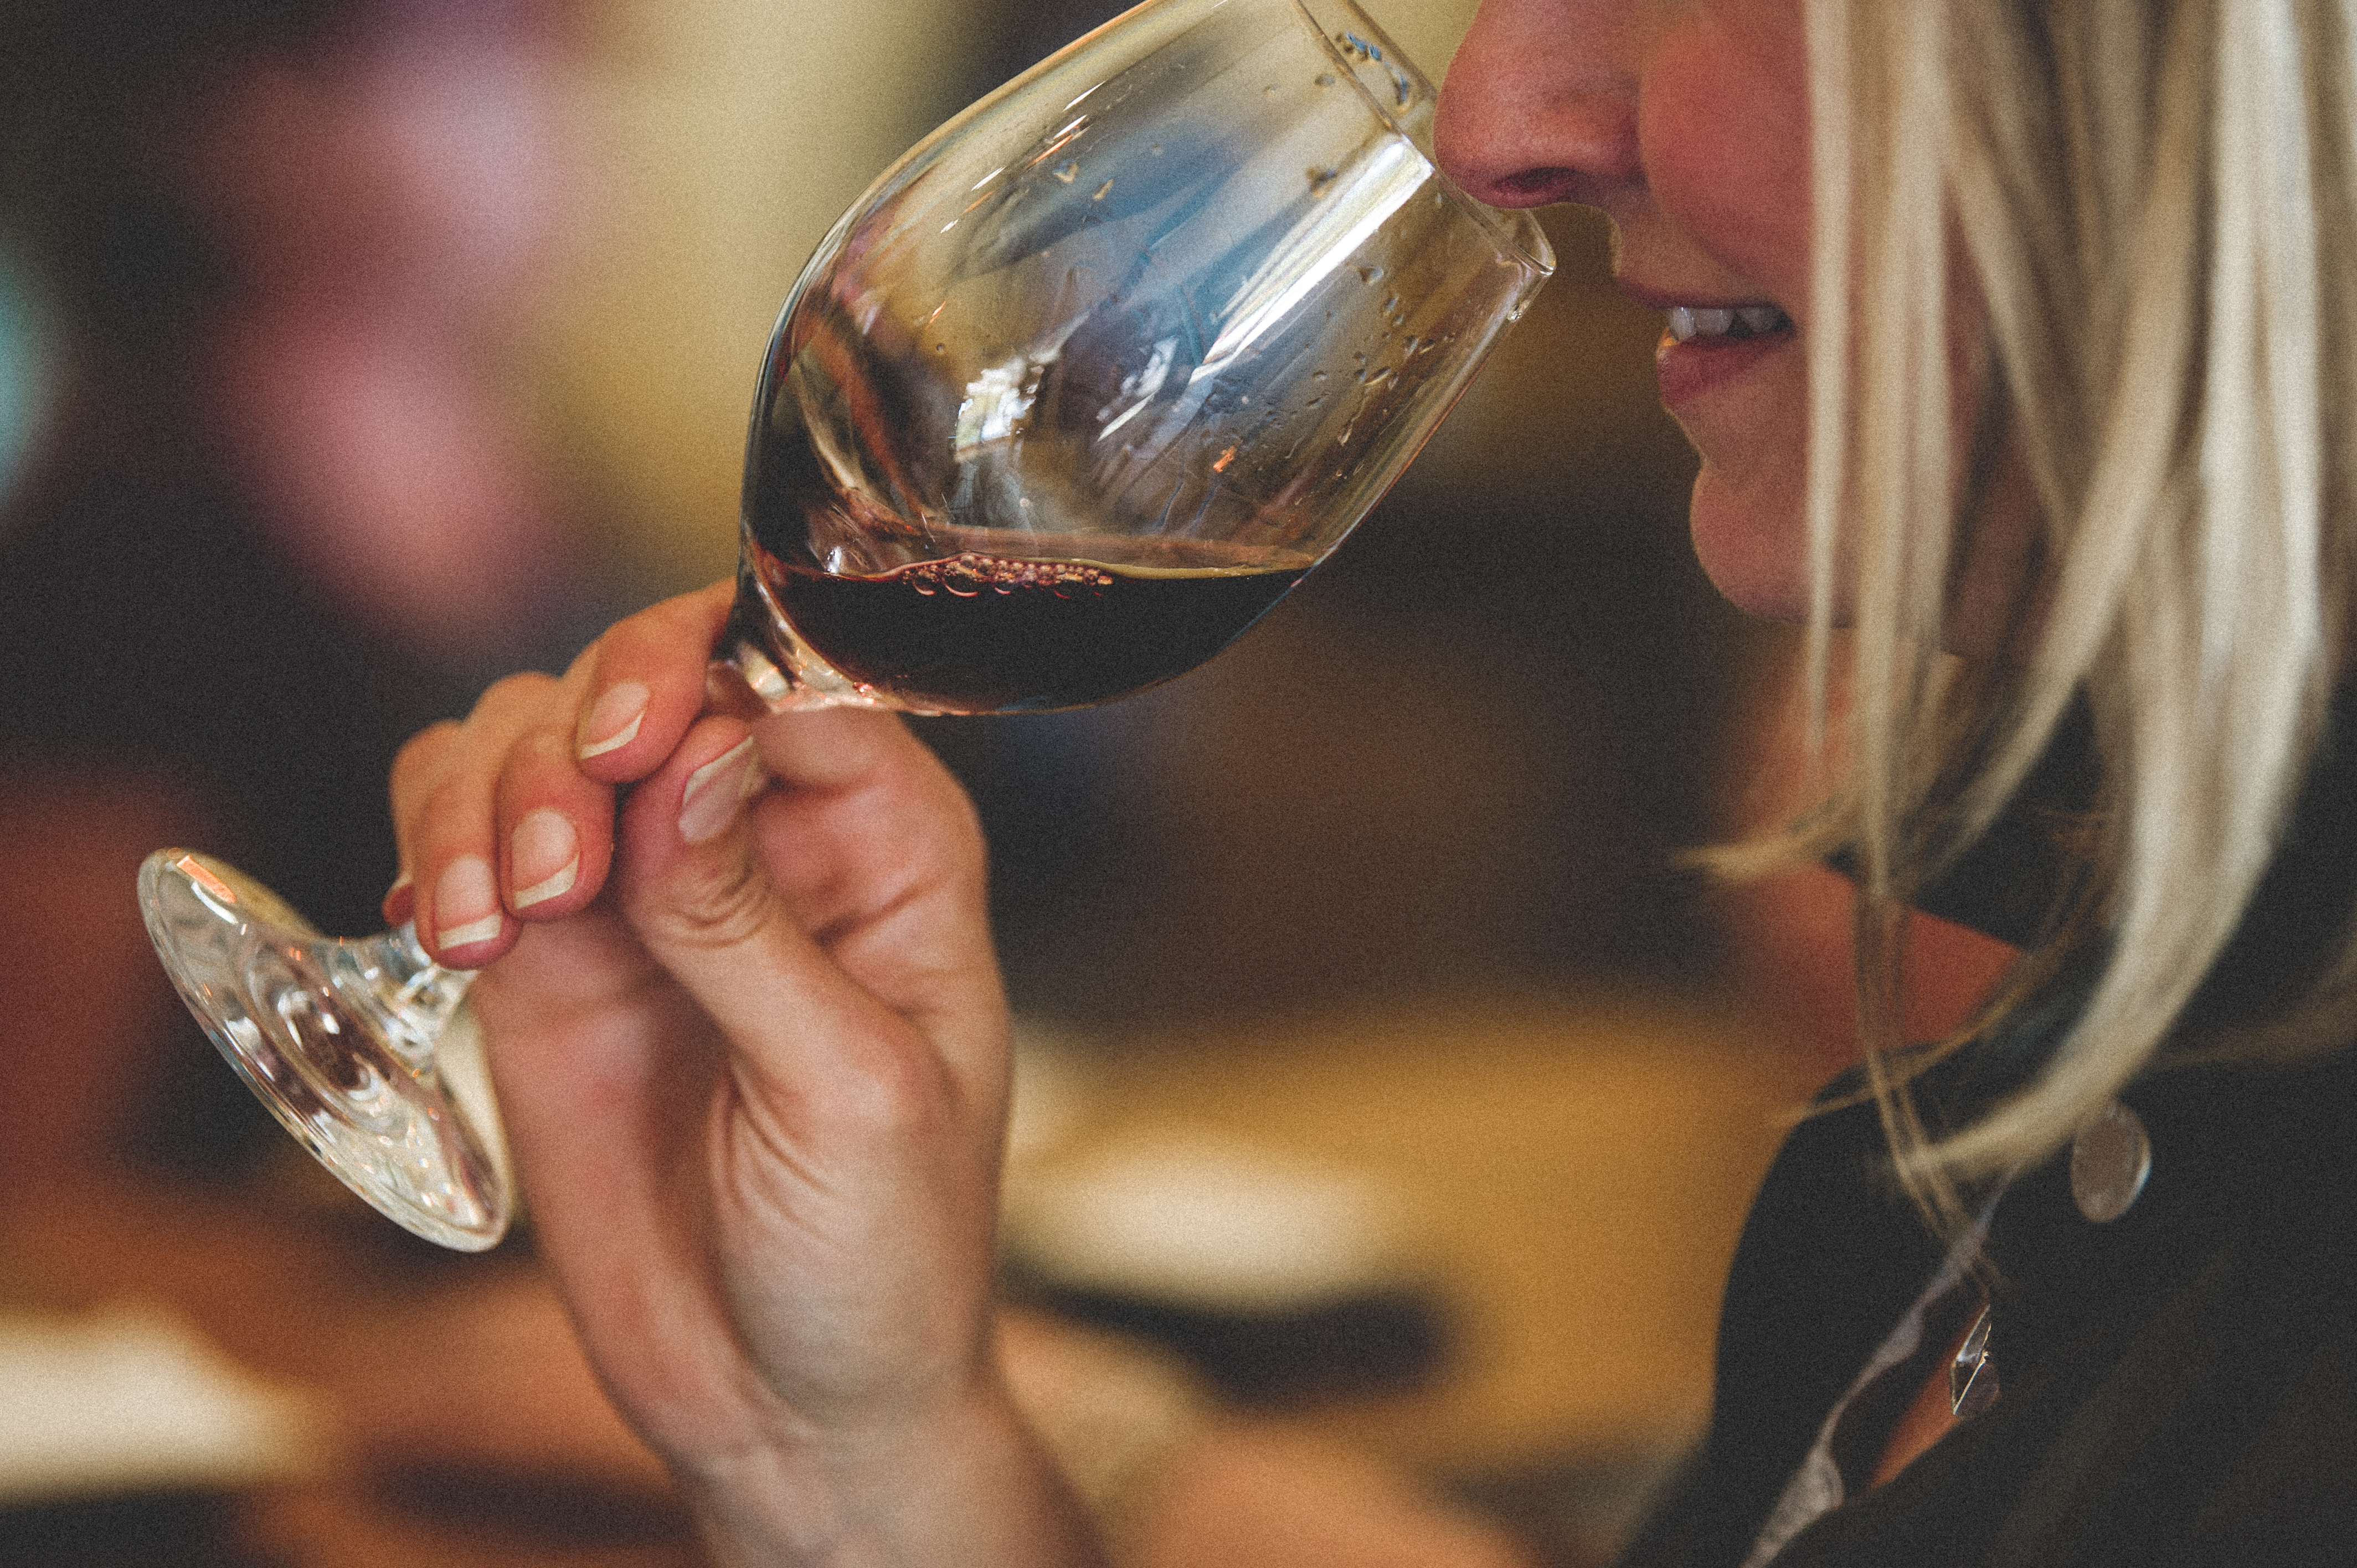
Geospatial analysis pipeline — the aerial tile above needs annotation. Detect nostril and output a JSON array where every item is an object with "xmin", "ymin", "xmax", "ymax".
[{"xmin": 1491, "ymin": 166, "xmax": 1583, "ymax": 206}]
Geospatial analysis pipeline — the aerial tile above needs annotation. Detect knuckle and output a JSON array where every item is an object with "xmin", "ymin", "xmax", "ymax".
[
  {"xmin": 560, "ymin": 638, "xmax": 600, "ymax": 685},
  {"xmin": 810, "ymin": 1059, "xmax": 957, "ymax": 1153},
  {"xmin": 845, "ymin": 1038, "xmax": 959, "ymax": 1130},
  {"xmin": 510, "ymin": 719, "xmax": 583, "ymax": 781},
  {"xmin": 390, "ymin": 721, "xmax": 462, "ymax": 791},
  {"xmin": 640, "ymin": 844, "xmax": 776, "ymax": 953},
  {"xmin": 414, "ymin": 771, "xmax": 465, "ymax": 837},
  {"xmin": 757, "ymin": 1023, "xmax": 959, "ymax": 1148},
  {"xmin": 470, "ymin": 669, "xmax": 561, "ymax": 726}
]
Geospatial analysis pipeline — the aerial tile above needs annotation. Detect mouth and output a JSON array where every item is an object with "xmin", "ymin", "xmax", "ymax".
[
  {"xmin": 1661, "ymin": 303, "xmax": 1792, "ymax": 344},
  {"xmin": 1651, "ymin": 301, "xmax": 1795, "ymax": 411}
]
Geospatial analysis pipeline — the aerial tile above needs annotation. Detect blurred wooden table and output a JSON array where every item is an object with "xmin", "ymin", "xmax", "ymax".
[
  {"xmin": 1, "ymin": 1170, "xmax": 695, "ymax": 1567},
  {"xmin": 1, "ymin": 992, "xmax": 1818, "ymax": 1567},
  {"xmin": 1015, "ymin": 995, "xmax": 1821, "ymax": 1467},
  {"xmin": 1007, "ymin": 993, "xmax": 1825, "ymax": 1563}
]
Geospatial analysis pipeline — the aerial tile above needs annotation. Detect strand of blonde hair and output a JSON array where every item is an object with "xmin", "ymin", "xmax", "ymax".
[{"xmin": 1777, "ymin": 0, "xmax": 2355, "ymax": 1213}]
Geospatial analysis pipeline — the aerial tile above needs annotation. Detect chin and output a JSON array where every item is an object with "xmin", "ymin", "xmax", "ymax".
[{"xmin": 1685, "ymin": 468, "xmax": 1816, "ymax": 625}]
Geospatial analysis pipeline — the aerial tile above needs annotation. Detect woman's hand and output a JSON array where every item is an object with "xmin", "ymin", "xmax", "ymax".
[{"xmin": 387, "ymin": 582, "xmax": 1099, "ymax": 1567}]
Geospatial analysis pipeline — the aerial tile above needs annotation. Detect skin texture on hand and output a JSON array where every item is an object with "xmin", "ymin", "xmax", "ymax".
[{"xmin": 386, "ymin": 582, "xmax": 1102, "ymax": 1567}]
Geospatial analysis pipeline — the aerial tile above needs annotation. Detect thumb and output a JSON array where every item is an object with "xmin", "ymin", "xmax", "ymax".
[{"xmin": 611, "ymin": 713, "xmax": 975, "ymax": 1110}]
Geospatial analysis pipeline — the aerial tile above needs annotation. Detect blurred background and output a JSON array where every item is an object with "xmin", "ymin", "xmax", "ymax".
[{"xmin": 0, "ymin": 2, "xmax": 1987, "ymax": 1565}]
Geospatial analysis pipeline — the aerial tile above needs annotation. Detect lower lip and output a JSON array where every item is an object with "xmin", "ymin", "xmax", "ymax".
[{"xmin": 1654, "ymin": 329, "xmax": 1793, "ymax": 412}]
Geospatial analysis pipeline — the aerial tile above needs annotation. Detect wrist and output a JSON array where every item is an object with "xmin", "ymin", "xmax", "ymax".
[{"xmin": 671, "ymin": 1365, "xmax": 1107, "ymax": 1568}]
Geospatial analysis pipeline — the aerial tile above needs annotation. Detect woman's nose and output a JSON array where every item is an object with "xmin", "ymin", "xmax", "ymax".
[{"xmin": 1433, "ymin": 0, "xmax": 1642, "ymax": 210}]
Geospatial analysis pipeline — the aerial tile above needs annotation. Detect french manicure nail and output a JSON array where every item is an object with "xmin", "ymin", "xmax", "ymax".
[
  {"xmin": 511, "ymin": 808, "xmax": 580, "ymax": 909},
  {"xmin": 384, "ymin": 873, "xmax": 415, "ymax": 926},
  {"xmin": 679, "ymin": 736, "xmax": 761, "ymax": 843},
  {"xmin": 578, "ymin": 681, "xmax": 650, "ymax": 760},
  {"xmin": 435, "ymin": 855, "xmax": 503, "ymax": 949}
]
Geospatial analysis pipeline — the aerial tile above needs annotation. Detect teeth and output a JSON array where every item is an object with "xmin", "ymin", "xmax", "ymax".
[{"xmin": 1665, "ymin": 303, "xmax": 1792, "ymax": 343}]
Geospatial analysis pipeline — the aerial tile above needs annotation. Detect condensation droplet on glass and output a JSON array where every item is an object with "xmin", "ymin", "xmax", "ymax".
[
  {"xmin": 1149, "ymin": 143, "xmax": 1164, "ymax": 155},
  {"xmin": 1264, "ymin": 82, "xmax": 1279, "ymax": 96},
  {"xmin": 1356, "ymin": 264, "xmax": 1384, "ymax": 285},
  {"xmin": 1315, "ymin": 72, "xmax": 1336, "ymax": 87},
  {"xmin": 1093, "ymin": 179, "xmax": 1114, "ymax": 200},
  {"xmin": 1054, "ymin": 161, "xmax": 1079, "ymax": 184},
  {"xmin": 1313, "ymin": 369, "xmax": 1329, "ymax": 380},
  {"xmin": 1383, "ymin": 295, "xmax": 1400, "ymax": 314},
  {"xmin": 1307, "ymin": 166, "xmax": 1337, "ymax": 195}
]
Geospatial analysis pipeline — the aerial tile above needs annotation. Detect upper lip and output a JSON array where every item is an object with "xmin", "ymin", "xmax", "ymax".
[{"xmin": 1614, "ymin": 277, "xmax": 1783, "ymax": 315}]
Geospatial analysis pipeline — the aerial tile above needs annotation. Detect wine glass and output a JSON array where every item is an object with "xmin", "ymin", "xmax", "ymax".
[{"xmin": 140, "ymin": 0, "xmax": 1553, "ymax": 1250}]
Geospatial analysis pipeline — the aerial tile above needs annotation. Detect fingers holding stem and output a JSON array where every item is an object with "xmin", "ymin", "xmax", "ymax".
[
  {"xmin": 385, "ymin": 580, "xmax": 742, "ymax": 968},
  {"xmin": 388, "ymin": 672, "xmax": 609, "ymax": 967},
  {"xmin": 572, "ymin": 582, "xmax": 737, "ymax": 784}
]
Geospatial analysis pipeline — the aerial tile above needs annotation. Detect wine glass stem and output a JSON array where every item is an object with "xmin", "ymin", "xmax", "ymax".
[{"xmin": 325, "ymin": 922, "xmax": 475, "ymax": 1074}]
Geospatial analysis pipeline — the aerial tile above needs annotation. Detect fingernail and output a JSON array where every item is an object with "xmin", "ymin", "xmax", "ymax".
[
  {"xmin": 510, "ymin": 808, "xmax": 580, "ymax": 909},
  {"xmin": 435, "ymin": 855, "xmax": 503, "ymax": 949},
  {"xmin": 384, "ymin": 873, "xmax": 415, "ymax": 927},
  {"xmin": 679, "ymin": 736, "xmax": 761, "ymax": 844},
  {"xmin": 578, "ymin": 682, "xmax": 650, "ymax": 760}
]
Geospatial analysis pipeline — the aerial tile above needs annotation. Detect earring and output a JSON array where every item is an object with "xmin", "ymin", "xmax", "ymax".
[{"xmin": 2070, "ymin": 1100, "xmax": 2152, "ymax": 1224}]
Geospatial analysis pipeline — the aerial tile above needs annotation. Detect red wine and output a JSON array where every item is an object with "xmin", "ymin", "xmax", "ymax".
[{"xmin": 760, "ymin": 548, "xmax": 1309, "ymax": 713}]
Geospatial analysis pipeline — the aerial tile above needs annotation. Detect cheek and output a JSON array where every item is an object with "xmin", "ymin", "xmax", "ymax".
[
  {"xmin": 1639, "ymin": 2, "xmax": 1820, "ymax": 622},
  {"xmin": 1638, "ymin": 7, "xmax": 1813, "ymax": 306}
]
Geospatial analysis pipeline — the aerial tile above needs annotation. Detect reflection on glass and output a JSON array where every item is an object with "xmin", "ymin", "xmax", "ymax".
[{"xmin": 142, "ymin": 0, "xmax": 1552, "ymax": 1250}]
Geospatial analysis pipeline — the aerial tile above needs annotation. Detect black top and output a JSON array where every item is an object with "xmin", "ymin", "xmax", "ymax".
[
  {"xmin": 1618, "ymin": 689, "xmax": 2357, "ymax": 1564},
  {"xmin": 1617, "ymin": 1020, "xmax": 2357, "ymax": 1566}
]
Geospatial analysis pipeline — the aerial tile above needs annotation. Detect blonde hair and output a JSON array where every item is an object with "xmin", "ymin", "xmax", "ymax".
[{"xmin": 1783, "ymin": 0, "xmax": 2357, "ymax": 1224}]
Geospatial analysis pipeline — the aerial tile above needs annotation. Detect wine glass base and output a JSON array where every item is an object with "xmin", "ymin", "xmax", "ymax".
[{"xmin": 138, "ymin": 850, "xmax": 512, "ymax": 1251}]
